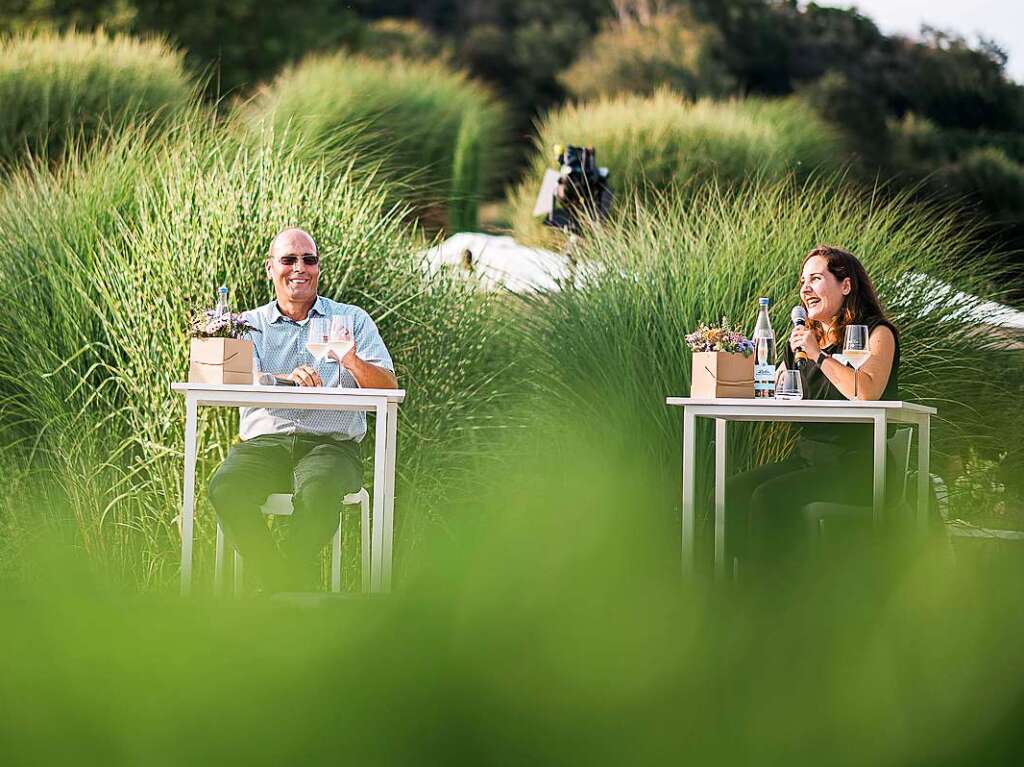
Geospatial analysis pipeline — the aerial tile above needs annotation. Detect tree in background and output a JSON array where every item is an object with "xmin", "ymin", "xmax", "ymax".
[
  {"xmin": 559, "ymin": 7, "xmax": 734, "ymax": 101},
  {"xmin": 1, "ymin": 1, "xmax": 363, "ymax": 96},
  {"xmin": 0, "ymin": 0, "xmax": 135, "ymax": 33},
  {"xmin": 130, "ymin": 1, "xmax": 362, "ymax": 96},
  {"xmin": 356, "ymin": 18, "xmax": 451, "ymax": 62},
  {"xmin": 352, "ymin": 0, "xmax": 610, "ymax": 145}
]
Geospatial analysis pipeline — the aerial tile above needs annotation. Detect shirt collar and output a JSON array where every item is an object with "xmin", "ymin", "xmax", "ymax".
[{"xmin": 269, "ymin": 295, "xmax": 326, "ymax": 324}]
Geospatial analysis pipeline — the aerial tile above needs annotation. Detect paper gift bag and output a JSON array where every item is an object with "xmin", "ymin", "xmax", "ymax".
[
  {"xmin": 188, "ymin": 338, "xmax": 254, "ymax": 384},
  {"xmin": 690, "ymin": 351, "xmax": 754, "ymax": 399}
]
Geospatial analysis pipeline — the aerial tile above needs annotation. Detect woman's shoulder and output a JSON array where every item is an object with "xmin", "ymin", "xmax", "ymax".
[{"xmin": 866, "ymin": 315, "xmax": 898, "ymax": 342}]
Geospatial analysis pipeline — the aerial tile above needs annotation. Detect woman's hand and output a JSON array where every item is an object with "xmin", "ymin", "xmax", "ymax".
[{"xmin": 789, "ymin": 325, "xmax": 821, "ymax": 361}]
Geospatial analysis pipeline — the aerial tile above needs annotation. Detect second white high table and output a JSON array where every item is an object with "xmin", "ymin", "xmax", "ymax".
[{"xmin": 665, "ymin": 397, "xmax": 936, "ymax": 578}]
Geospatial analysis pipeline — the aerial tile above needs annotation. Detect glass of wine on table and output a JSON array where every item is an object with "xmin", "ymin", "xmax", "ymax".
[
  {"xmin": 327, "ymin": 315, "xmax": 354, "ymax": 387},
  {"xmin": 842, "ymin": 324, "xmax": 870, "ymax": 398},
  {"xmin": 306, "ymin": 318, "xmax": 331, "ymax": 370}
]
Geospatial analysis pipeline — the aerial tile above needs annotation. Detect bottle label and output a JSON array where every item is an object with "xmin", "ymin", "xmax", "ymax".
[{"xmin": 754, "ymin": 364, "xmax": 775, "ymax": 395}]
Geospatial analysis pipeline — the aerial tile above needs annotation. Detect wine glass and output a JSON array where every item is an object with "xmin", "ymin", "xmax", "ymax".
[
  {"xmin": 327, "ymin": 315, "xmax": 354, "ymax": 387},
  {"xmin": 306, "ymin": 318, "xmax": 330, "ymax": 364},
  {"xmin": 774, "ymin": 369, "xmax": 804, "ymax": 400},
  {"xmin": 843, "ymin": 324, "xmax": 870, "ymax": 398}
]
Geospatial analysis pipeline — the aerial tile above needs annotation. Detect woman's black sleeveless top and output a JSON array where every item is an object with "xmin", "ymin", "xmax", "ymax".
[{"xmin": 783, "ymin": 315, "xmax": 900, "ymax": 461}]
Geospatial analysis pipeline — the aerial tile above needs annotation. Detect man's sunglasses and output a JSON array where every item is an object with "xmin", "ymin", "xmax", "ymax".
[{"xmin": 275, "ymin": 255, "xmax": 320, "ymax": 266}]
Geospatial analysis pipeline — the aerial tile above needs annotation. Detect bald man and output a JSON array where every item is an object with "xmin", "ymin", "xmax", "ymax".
[{"xmin": 208, "ymin": 228, "xmax": 398, "ymax": 593}]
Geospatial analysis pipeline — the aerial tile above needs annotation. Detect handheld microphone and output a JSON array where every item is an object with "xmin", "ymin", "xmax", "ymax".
[
  {"xmin": 256, "ymin": 372, "xmax": 299, "ymax": 387},
  {"xmin": 790, "ymin": 305, "xmax": 809, "ymax": 363}
]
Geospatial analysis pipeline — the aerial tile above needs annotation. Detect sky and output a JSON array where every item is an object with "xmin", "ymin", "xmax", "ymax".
[{"xmin": 819, "ymin": 0, "xmax": 1024, "ymax": 83}]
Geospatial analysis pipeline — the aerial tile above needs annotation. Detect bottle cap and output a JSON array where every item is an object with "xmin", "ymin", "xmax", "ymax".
[
  {"xmin": 218, "ymin": 286, "xmax": 228, "ymax": 294},
  {"xmin": 758, "ymin": 297, "xmax": 770, "ymax": 306}
]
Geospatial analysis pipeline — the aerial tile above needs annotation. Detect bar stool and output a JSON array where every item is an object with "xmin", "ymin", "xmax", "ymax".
[
  {"xmin": 802, "ymin": 427, "xmax": 914, "ymax": 547},
  {"xmin": 214, "ymin": 488, "xmax": 370, "ymax": 595}
]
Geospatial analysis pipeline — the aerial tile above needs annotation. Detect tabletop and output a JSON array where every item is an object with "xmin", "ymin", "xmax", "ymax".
[
  {"xmin": 172, "ymin": 383, "xmax": 406, "ymax": 410},
  {"xmin": 666, "ymin": 397, "xmax": 935, "ymax": 413},
  {"xmin": 666, "ymin": 397, "xmax": 935, "ymax": 423}
]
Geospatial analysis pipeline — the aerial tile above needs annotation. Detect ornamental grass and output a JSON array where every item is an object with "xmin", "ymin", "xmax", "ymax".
[
  {"xmin": 0, "ymin": 116, "xmax": 511, "ymax": 588},
  {"xmin": 239, "ymin": 52, "xmax": 508, "ymax": 232},
  {"xmin": 0, "ymin": 29, "xmax": 199, "ymax": 171},
  {"xmin": 508, "ymin": 90, "xmax": 845, "ymax": 244}
]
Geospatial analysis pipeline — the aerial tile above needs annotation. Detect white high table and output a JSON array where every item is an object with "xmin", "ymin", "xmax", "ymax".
[
  {"xmin": 172, "ymin": 383, "xmax": 405, "ymax": 595},
  {"xmin": 665, "ymin": 398, "xmax": 936, "ymax": 577}
]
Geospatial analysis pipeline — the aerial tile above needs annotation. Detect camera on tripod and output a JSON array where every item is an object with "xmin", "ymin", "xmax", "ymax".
[{"xmin": 532, "ymin": 144, "xmax": 612, "ymax": 234}]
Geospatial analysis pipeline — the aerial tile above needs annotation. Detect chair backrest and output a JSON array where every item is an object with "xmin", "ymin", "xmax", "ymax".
[{"xmin": 888, "ymin": 427, "xmax": 913, "ymax": 502}]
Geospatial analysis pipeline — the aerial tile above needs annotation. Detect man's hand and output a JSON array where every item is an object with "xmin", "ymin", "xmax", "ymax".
[
  {"xmin": 328, "ymin": 340, "xmax": 358, "ymax": 372},
  {"xmin": 328, "ymin": 340, "xmax": 398, "ymax": 389},
  {"xmin": 287, "ymin": 364, "xmax": 323, "ymax": 387},
  {"xmin": 789, "ymin": 326, "xmax": 821, "ymax": 360}
]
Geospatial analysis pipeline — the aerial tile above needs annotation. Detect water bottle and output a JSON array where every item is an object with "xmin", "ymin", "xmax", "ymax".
[
  {"xmin": 752, "ymin": 297, "xmax": 776, "ymax": 399},
  {"xmin": 214, "ymin": 285, "xmax": 229, "ymax": 318}
]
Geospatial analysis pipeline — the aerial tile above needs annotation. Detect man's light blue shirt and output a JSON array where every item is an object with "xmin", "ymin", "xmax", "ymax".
[{"xmin": 239, "ymin": 296, "xmax": 394, "ymax": 442}]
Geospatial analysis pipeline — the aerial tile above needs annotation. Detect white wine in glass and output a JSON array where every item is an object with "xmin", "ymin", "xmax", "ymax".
[
  {"xmin": 326, "ymin": 315, "xmax": 355, "ymax": 387},
  {"xmin": 326, "ymin": 315, "xmax": 354, "ymax": 362},
  {"xmin": 306, "ymin": 318, "xmax": 330, "ymax": 361},
  {"xmin": 843, "ymin": 324, "xmax": 870, "ymax": 398}
]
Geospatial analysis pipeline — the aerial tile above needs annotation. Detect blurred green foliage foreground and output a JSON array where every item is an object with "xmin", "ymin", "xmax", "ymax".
[{"xmin": 2, "ymin": 421, "xmax": 1023, "ymax": 766}]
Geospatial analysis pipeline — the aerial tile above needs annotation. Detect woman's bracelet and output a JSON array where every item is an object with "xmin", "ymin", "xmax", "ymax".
[{"xmin": 816, "ymin": 350, "xmax": 830, "ymax": 367}]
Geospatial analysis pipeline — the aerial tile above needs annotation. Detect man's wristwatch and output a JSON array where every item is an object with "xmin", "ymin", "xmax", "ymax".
[{"xmin": 816, "ymin": 350, "xmax": 830, "ymax": 367}]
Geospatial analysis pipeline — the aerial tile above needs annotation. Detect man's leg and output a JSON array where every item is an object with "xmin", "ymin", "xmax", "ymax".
[
  {"xmin": 283, "ymin": 437, "xmax": 363, "ymax": 588},
  {"xmin": 208, "ymin": 435, "xmax": 294, "ymax": 589}
]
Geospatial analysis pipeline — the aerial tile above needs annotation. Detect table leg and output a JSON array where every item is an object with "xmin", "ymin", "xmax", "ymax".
[
  {"xmin": 370, "ymin": 401, "xmax": 388, "ymax": 593},
  {"xmin": 681, "ymin": 407, "xmax": 696, "ymax": 575},
  {"xmin": 872, "ymin": 413, "xmax": 887, "ymax": 528},
  {"xmin": 180, "ymin": 396, "xmax": 198, "ymax": 596},
  {"xmin": 714, "ymin": 418, "xmax": 727, "ymax": 580},
  {"xmin": 917, "ymin": 415, "xmax": 931, "ymax": 535},
  {"xmin": 380, "ymin": 401, "xmax": 399, "ymax": 592}
]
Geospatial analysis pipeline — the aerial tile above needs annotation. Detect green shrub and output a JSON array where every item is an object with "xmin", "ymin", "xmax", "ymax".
[
  {"xmin": 559, "ymin": 11, "xmax": 735, "ymax": 102},
  {"xmin": 798, "ymin": 70, "xmax": 890, "ymax": 166},
  {"xmin": 240, "ymin": 52, "xmax": 507, "ymax": 232},
  {"xmin": 509, "ymin": 91, "xmax": 846, "ymax": 243},
  {"xmin": 888, "ymin": 112, "xmax": 951, "ymax": 167},
  {"xmin": 355, "ymin": 18, "xmax": 451, "ymax": 62},
  {"xmin": 0, "ymin": 117, "xmax": 509, "ymax": 587},
  {"xmin": 934, "ymin": 147, "xmax": 1024, "ymax": 222},
  {"xmin": 0, "ymin": 29, "xmax": 197, "ymax": 170}
]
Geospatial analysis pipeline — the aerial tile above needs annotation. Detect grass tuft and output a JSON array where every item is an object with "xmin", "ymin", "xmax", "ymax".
[
  {"xmin": 509, "ymin": 90, "xmax": 846, "ymax": 244},
  {"xmin": 239, "ymin": 52, "xmax": 508, "ymax": 233},
  {"xmin": 0, "ymin": 28, "xmax": 199, "ymax": 171}
]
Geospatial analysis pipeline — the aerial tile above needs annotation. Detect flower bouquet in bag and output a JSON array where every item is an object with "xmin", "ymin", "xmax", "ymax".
[
  {"xmin": 685, "ymin": 319, "xmax": 755, "ymax": 399},
  {"xmin": 187, "ymin": 287, "xmax": 258, "ymax": 384}
]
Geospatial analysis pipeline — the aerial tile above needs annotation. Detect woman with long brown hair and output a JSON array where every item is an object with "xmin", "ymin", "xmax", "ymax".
[{"xmin": 725, "ymin": 245, "xmax": 900, "ymax": 579}]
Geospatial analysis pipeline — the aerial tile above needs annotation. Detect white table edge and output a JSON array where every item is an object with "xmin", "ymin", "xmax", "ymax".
[
  {"xmin": 665, "ymin": 397, "xmax": 936, "ymax": 415},
  {"xmin": 172, "ymin": 382, "xmax": 406, "ymax": 402}
]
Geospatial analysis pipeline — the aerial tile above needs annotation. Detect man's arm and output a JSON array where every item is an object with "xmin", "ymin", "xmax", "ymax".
[
  {"xmin": 334, "ymin": 308, "xmax": 398, "ymax": 389},
  {"xmin": 344, "ymin": 355, "xmax": 398, "ymax": 389}
]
